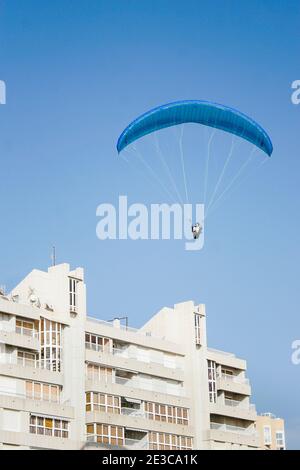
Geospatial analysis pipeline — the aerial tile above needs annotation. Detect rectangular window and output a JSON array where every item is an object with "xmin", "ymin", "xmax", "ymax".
[
  {"xmin": 85, "ymin": 334, "xmax": 111, "ymax": 353},
  {"xmin": 86, "ymin": 392, "xmax": 120, "ymax": 414},
  {"xmin": 149, "ymin": 432, "xmax": 192, "ymax": 450},
  {"xmin": 16, "ymin": 318, "xmax": 37, "ymax": 337},
  {"xmin": 221, "ymin": 368, "xmax": 234, "ymax": 379},
  {"xmin": 207, "ymin": 360, "xmax": 217, "ymax": 403},
  {"xmin": 69, "ymin": 278, "xmax": 78, "ymax": 312},
  {"xmin": 26, "ymin": 381, "xmax": 60, "ymax": 403},
  {"xmin": 39, "ymin": 318, "xmax": 62, "ymax": 372},
  {"xmin": 194, "ymin": 313, "xmax": 201, "ymax": 345},
  {"xmin": 263, "ymin": 425, "xmax": 272, "ymax": 445},
  {"xmin": 17, "ymin": 350, "xmax": 38, "ymax": 368},
  {"xmin": 145, "ymin": 402, "xmax": 189, "ymax": 425},
  {"xmin": 86, "ymin": 423, "xmax": 124, "ymax": 446},
  {"xmin": 86, "ymin": 363, "xmax": 113, "ymax": 382},
  {"xmin": 29, "ymin": 415, "xmax": 68, "ymax": 438},
  {"xmin": 276, "ymin": 431, "xmax": 285, "ymax": 449}
]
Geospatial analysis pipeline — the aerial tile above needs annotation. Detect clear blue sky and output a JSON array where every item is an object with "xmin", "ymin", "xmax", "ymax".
[{"xmin": 0, "ymin": 0, "xmax": 299, "ymax": 448}]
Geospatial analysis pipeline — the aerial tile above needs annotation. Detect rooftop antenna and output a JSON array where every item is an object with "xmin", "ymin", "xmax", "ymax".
[{"xmin": 51, "ymin": 246, "xmax": 56, "ymax": 266}]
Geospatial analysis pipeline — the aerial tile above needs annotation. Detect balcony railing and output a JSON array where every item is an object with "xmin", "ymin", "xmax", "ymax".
[
  {"xmin": 87, "ymin": 316, "xmax": 163, "ymax": 340},
  {"xmin": 15, "ymin": 326, "xmax": 39, "ymax": 338},
  {"xmin": 112, "ymin": 347, "xmax": 183, "ymax": 370},
  {"xmin": 124, "ymin": 437, "xmax": 148, "ymax": 449},
  {"xmin": 85, "ymin": 343, "xmax": 183, "ymax": 370},
  {"xmin": 0, "ymin": 388, "xmax": 70, "ymax": 405},
  {"xmin": 16, "ymin": 356, "xmax": 61, "ymax": 372},
  {"xmin": 218, "ymin": 374, "xmax": 250, "ymax": 386},
  {"xmin": 208, "ymin": 348, "xmax": 235, "ymax": 357},
  {"xmin": 121, "ymin": 407, "xmax": 145, "ymax": 418},
  {"xmin": 224, "ymin": 398, "xmax": 256, "ymax": 411},
  {"xmin": 114, "ymin": 375, "xmax": 185, "ymax": 397},
  {"xmin": 210, "ymin": 422, "xmax": 257, "ymax": 436},
  {"xmin": 85, "ymin": 435, "xmax": 148, "ymax": 450}
]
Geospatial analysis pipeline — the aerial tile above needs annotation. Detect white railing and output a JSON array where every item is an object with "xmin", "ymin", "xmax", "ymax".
[
  {"xmin": 16, "ymin": 356, "xmax": 61, "ymax": 372},
  {"xmin": 15, "ymin": 326, "xmax": 39, "ymax": 338},
  {"xmin": 224, "ymin": 398, "xmax": 244, "ymax": 408},
  {"xmin": 208, "ymin": 348, "xmax": 235, "ymax": 357},
  {"xmin": 219, "ymin": 374, "xmax": 249, "ymax": 385},
  {"xmin": 112, "ymin": 347, "xmax": 183, "ymax": 370},
  {"xmin": 114, "ymin": 375, "xmax": 185, "ymax": 397},
  {"xmin": 0, "ymin": 388, "xmax": 69, "ymax": 405},
  {"xmin": 85, "ymin": 343, "xmax": 183, "ymax": 370},
  {"xmin": 125, "ymin": 438, "xmax": 148, "ymax": 449},
  {"xmin": 210, "ymin": 422, "xmax": 257, "ymax": 436},
  {"xmin": 85, "ymin": 436, "xmax": 148, "ymax": 450},
  {"xmin": 121, "ymin": 407, "xmax": 145, "ymax": 418},
  {"xmin": 87, "ymin": 316, "xmax": 163, "ymax": 340}
]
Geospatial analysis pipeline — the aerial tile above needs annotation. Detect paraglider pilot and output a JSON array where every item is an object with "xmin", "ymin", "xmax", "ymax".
[{"xmin": 192, "ymin": 223, "xmax": 202, "ymax": 240}]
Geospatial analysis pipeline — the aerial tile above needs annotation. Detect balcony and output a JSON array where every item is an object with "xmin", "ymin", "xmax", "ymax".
[
  {"xmin": 114, "ymin": 375, "xmax": 185, "ymax": 397},
  {"xmin": 209, "ymin": 397, "xmax": 256, "ymax": 421},
  {"xmin": 85, "ymin": 344, "xmax": 183, "ymax": 371},
  {"xmin": 209, "ymin": 419, "xmax": 259, "ymax": 447},
  {"xmin": 224, "ymin": 399, "xmax": 255, "ymax": 411},
  {"xmin": 16, "ymin": 356, "xmax": 61, "ymax": 372},
  {"xmin": 216, "ymin": 374, "xmax": 251, "ymax": 396},
  {"xmin": 121, "ymin": 407, "xmax": 145, "ymax": 418},
  {"xmin": 1, "ymin": 357, "xmax": 63, "ymax": 385},
  {"xmin": 124, "ymin": 437, "xmax": 148, "ymax": 449},
  {"xmin": 210, "ymin": 422, "xmax": 257, "ymax": 436},
  {"xmin": 0, "ymin": 329, "xmax": 39, "ymax": 350},
  {"xmin": 0, "ymin": 390, "xmax": 73, "ymax": 420},
  {"xmin": 87, "ymin": 316, "xmax": 162, "ymax": 340},
  {"xmin": 0, "ymin": 388, "xmax": 69, "ymax": 405},
  {"xmin": 220, "ymin": 374, "xmax": 249, "ymax": 386},
  {"xmin": 16, "ymin": 325, "xmax": 39, "ymax": 339},
  {"xmin": 85, "ymin": 435, "xmax": 148, "ymax": 450}
]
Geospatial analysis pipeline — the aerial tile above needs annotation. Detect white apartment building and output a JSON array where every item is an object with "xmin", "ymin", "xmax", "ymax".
[{"xmin": 0, "ymin": 263, "xmax": 265, "ymax": 450}]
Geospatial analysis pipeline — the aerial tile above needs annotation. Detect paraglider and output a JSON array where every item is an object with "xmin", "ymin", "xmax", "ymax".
[
  {"xmin": 192, "ymin": 223, "xmax": 202, "ymax": 240},
  {"xmin": 117, "ymin": 100, "xmax": 273, "ymax": 246},
  {"xmin": 117, "ymin": 100, "xmax": 273, "ymax": 157}
]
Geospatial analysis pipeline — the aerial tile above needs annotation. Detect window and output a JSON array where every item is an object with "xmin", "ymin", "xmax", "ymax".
[
  {"xmin": 69, "ymin": 278, "xmax": 78, "ymax": 312},
  {"xmin": 221, "ymin": 368, "xmax": 234, "ymax": 379},
  {"xmin": 194, "ymin": 313, "xmax": 201, "ymax": 345},
  {"xmin": 149, "ymin": 432, "xmax": 192, "ymax": 450},
  {"xmin": 86, "ymin": 392, "xmax": 120, "ymax": 414},
  {"xmin": 39, "ymin": 318, "xmax": 62, "ymax": 372},
  {"xmin": 26, "ymin": 381, "xmax": 60, "ymax": 403},
  {"xmin": 17, "ymin": 350, "xmax": 38, "ymax": 368},
  {"xmin": 3, "ymin": 410, "xmax": 21, "ymax": 432},
  {"xmin": 145, "ymin": 402, "xmax": 189, "ymax": 425},
  {"xmin": 263, "ymin": 425, "xmax": 272, "ymax": 445},
  {"xmin": 85, "ymin": 333, "xmax": 111, "ymax": 353},
  {"xmin": 0, "ymin": 313, "xmax": 10, "ymax": 332},
  {"xmin": 16, "ymin": 318, "xmax": 37, "ymax": 337},
  {"xmin": 276, "ymin": 431, "xmax": 285, "ymax": 449},
  {"xmin": 86, "ymin": 363, "xmax": 113, "ymax": 382},
  {"xmin": 207, "ymin": 360, "xmax": 217, "ymax": 403},
  {"xmin": 86, "ymin": 423, "xmax": 124, "ymax": 446},
  {"xmin": 29, "ymin": 415, "xmax": 68, "ymax": 438}
]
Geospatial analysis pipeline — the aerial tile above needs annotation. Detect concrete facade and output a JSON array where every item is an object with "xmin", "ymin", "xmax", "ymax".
[
  {"xmin": 256, "ymin": 413, "xmax": 286, "ymax": 450},
  {"xmin": 0, "ymin": 263, "xmax": 284, "ymax": 450}
]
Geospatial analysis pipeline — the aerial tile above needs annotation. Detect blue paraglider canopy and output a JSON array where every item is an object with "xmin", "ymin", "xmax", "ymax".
[{"xmin": 117, "ymin": 100, "xmax": 273, "ymax": 157}]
